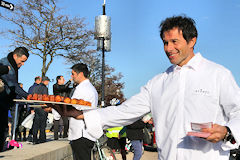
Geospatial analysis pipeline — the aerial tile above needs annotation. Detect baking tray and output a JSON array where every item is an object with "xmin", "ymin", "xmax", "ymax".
[{"xmin": 13, "ymin": 99, "xmax": 95, "ymax": 110}]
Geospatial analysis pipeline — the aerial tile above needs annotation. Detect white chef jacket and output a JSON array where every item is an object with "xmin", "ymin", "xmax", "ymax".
[
  {"xmin": 84, "ymin": 53, "xmax": 240, "ymax": 160},
  {"xmin": 68, "ymin": 79, "xmax": 98, "ymax": 141}
]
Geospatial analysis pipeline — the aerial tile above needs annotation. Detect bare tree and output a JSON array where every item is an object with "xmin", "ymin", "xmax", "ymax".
[
  {"xmin": 0, "ymin": 0, "xmax": 95, "ymax": 77},
  {"xmin": 0, "ymin": 0, "xmax": 125, "ymax": 103}
]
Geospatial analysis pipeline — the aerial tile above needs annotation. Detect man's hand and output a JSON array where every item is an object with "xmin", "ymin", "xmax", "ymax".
[
  {"xmin": 45, "ymin": 103, "xmax": 84, "ymax": 119},
  {"xmin": 31, "ymin": 110, "xmax": 35, "ymax": 114},
  {"xmin": 201, "ymin": 124, "xmax": 227, "ymax": 143},
  {"xmin": 61, "ymin": 104, "xmax": 84, "ymax": 119}
]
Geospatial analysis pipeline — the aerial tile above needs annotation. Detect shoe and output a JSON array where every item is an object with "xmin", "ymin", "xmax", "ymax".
[
  {"xmin": 23, "ymin": 137, "xmax": 27, "ymax": 142},
  {"xmin": 27, "ymin": 135, "xmax": 33, "ymax": 142},
  {"xmin": 39, "ymin": 140, "xmax": 46, "ymax": 144},
  {"xmin": 32, "ymin": 141, "xmax": 39, "ymax": 145}
]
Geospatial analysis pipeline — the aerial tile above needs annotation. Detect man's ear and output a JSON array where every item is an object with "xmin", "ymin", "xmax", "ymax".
[
  {"xmin": 79, "ymin": 72, "xmax": 84, "ymax": 77},
  {"xmin": 189, "ymin": 37, "xmax": 197, "ymax": 49},
  {"xmin": 13, "ymin": 53, "xmax": 17, "ymax": 60}
]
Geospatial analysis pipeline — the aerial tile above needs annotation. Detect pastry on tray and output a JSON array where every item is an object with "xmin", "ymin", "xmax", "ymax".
[{"xmin": 25, "ymin": 94, "xmax": 91, "ymax": 106}]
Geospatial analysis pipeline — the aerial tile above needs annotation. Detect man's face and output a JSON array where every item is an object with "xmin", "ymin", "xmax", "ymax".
[
  {"xmin": 162, "ymin": 27, "xmax": 196, "ymax": 67},
  {"xmin": 13, "ymin": 54, "xmax": 28, "ymax": 68},
  {"xmin": 71, "ymin": 70, "xmax": 81, "ymax": 84},
  {"xmin": 36, "ymin": 78, "xmax": 41, "ymax": 84},
  {"xmin": 43, "ymin": 80, "xmax": 49, "ymax": 86},
  {"xmin": 58, "ymin": 76, "xmax": 65, "ymax": 85}
]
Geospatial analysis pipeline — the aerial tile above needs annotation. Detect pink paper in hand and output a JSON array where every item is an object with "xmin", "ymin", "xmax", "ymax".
[{"xmin": 187, "ymin": 122, "xmax": 213, "ymax": 138}]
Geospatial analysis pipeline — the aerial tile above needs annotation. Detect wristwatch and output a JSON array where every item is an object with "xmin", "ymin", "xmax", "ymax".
[{"xmin": 223, "ymin": 126, "xmax": 236, "ymax": 144}]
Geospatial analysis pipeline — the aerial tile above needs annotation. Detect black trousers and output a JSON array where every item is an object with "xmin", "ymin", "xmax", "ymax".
[
  {"xmin": 70, "ymin": 137, "xmax": 94, "ymax": 160},
  {"xmin": 0, "ymin": 109, "xmax": 8, "ymax": 152},
  {"xmin": 32, "ymin": 113, "xmax": 47, "ymax": 143}
]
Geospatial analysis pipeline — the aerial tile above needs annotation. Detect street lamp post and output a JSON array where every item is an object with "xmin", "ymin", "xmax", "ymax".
[
  {"xmin": 95, "ymin": 1, "xmax": 111, "ymax": 107},
  {"xmin": 101, "ymin": 36, "xmax": 105, "ymax": 107}
]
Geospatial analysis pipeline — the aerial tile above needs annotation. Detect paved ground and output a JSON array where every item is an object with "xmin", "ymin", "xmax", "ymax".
[
  {"xmin": 115, "ymin": 150, "xmax": 158, "ymax": 160},
  {"xmin": 0, "ymin": 131, "xmax": 158, "ymax": 160}
]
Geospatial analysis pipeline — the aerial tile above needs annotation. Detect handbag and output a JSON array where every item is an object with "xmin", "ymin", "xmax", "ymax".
[
  {"xmin": 21, "ymin": 113, "xmax": 35, "ymax": 129},
  {"xmin": 143, "ymin": 127, "xmax": 152, "ymax": 144}
]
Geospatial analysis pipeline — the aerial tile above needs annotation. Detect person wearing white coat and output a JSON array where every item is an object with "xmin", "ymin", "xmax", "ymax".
[{"xmin": 50, "ymin": 15, "xmax": 240, "ymax": 160}]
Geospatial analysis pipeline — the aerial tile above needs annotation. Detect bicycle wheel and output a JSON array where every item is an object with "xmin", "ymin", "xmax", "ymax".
[
  {"xmin": 101, "ymin": 146, "xmax": 116, "ymax": 160},
  {"xmin": 91, "ymin": 146, "xmax": 116, "ymax": 160}
]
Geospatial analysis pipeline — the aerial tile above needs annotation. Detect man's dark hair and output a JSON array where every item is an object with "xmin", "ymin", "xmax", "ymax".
[
  {"xmin": 13, "ymin": 47, "xmax": 29, "ymax": 58},
  {"xmin": 35, "ymin": 76, "xmax": 41, "ymax": 82},
  {"xmin": 71, "ymin": 63, "xmax": 89, "ymax": 78},
  {"xmin": 159, "ymin": 15, "xmax": 198, "ymax": 43},
  {"xmin": 56, "ymin": 75, "xmax": 63, "ymax": 83}
]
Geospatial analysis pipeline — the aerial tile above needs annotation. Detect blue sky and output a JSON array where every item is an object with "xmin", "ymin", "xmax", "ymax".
[{"xmin": 0, "ymin": 0, "xmax": 240, "ymax": 99}]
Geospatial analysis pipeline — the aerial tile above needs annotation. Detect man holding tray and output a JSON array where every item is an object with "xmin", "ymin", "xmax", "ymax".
[
  {"xmin": 49, "ymin": 16, "xmax": 240, "ymax": 160},
  {"xmin": 51, "ymin": 63, "xmax": 98, "ymax": 160}
]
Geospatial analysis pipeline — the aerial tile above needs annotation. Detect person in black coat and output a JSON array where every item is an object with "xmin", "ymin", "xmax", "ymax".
[
  {"xmin": 0, "ymin": 47, "xmax": 29, "ymax": 152},
  {"xmin": 126, "ymin": 119, "xmax": 145, "ymax": 160},
  {"xmin": 32, "ymin": 76, "xmax": 50, "ymax": 144},
  {"xmin": 52, "ymin": 75, "xmax": 71, "ymax": 140}
]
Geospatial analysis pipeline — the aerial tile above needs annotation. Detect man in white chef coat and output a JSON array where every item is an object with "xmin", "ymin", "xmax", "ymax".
[
  {"xmin": 51, "ymin": 63, "xmax": 98, "ymax": 160},
  {"xmin": 51, "ymin": 16, "xmax": 240, "ymax": 160}
]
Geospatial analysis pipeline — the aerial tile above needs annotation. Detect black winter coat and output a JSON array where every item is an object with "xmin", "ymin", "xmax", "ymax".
[
  {"xmin": 126, "ymin": 119, "xmax": 145, "ymax": 140},
  {"xmin": 53, "ymin": 80, "xmax": 71, "ymax": 97},
  {"xmin": 0, "ymin": 52, "xmax": 28, "ymax": 110}
]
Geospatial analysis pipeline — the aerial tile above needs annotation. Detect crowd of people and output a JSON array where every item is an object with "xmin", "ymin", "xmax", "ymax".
[
  {"xmin": 0, "ymin": 47, "xmax": 150, "ymax": 160},
  {"xmin": 1, "ymin": 15, "xmax": 240, "ymax": 160}
]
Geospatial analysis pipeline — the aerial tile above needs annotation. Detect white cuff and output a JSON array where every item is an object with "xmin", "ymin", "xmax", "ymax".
[
  {"xmin": 52, "ymin": 108, "xmax": 61, "ymax": 120},
  {"xmin": 221, "ymin": 141, "xmax": 238, "ymax": 151},
  {"xmin": 83, "ymin": 109, "xmax": 103, "ymax": 139}
]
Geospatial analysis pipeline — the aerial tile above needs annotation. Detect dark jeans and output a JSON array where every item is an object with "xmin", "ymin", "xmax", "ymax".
[
  {"xmin": 54, "ymin": 117, "xmax": 69, "ymax": 140},
  {"xmin": 70, "ymin": 137, "xmax": 94, "ymax": 160},
  {"xmin": 32, "ymin": 113, "xmax": 47, "ymax": 143}
]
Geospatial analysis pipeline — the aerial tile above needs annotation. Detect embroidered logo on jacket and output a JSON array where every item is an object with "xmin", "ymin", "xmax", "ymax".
[{"xmin": 194, "ymin": 89, "xmax": 210, "ymax": 96}]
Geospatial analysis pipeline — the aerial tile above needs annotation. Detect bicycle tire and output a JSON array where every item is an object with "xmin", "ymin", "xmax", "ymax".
[{"xmin": 91, "ymin": 146, "xmax": 117, "ymax": 160}]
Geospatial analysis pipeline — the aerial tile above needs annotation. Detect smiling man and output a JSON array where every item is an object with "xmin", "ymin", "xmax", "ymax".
[
  {"xmin": 51, "ymin": 16, "xmax": 240, "ymax": 160},
  {"xmin": 0, "ymin": 47, "xmax": 29, "ymax": 152}
]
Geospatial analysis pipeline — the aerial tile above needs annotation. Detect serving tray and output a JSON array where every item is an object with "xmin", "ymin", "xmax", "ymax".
[{"xmin": 13, "ymin": 99, "xmax": 95, "ymax": 110}]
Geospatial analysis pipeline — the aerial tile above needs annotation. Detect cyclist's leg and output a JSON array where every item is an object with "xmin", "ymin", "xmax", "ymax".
[{"xmin": 118, "ymin": 137, "xmax": 127, "ymax": 160}]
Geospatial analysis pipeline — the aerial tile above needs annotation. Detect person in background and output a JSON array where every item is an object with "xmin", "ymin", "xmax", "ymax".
[
  {"xmin": 26, "ymin": 76, "xmax": 41, "ymax": 142},
  {"xmin": 32, "ymin": 76, "xmax": 50, "ymax": 144},
  {"xmin": 0, "ymin": 47, "xmax": 29, "ymax": 152},
  {"xmin": 126, "ymin": 119, "xmax": 145, "ymax": 160},
  {"xmin": 28, "ymin": 76, "xmax": 41, "ymax": 94},
  {"xmin": 52, "ymin": 75, "xmax": 71, "ymax": 140},
  {"xmin": 106, "ymin": 98, "xmax": 127, "ymax": 160},
  {"xmin": 15, "ymin": 83, "xmax": 28, "ymax": 141}
]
